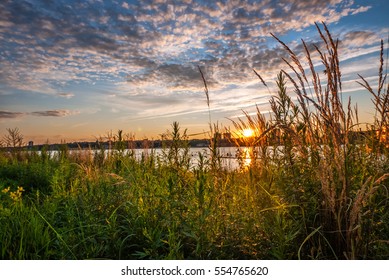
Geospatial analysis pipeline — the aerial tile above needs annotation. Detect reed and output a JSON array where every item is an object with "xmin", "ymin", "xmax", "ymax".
[{"xmin": 240, "ymin": 22, "xmax": 389, "ymax": 259}]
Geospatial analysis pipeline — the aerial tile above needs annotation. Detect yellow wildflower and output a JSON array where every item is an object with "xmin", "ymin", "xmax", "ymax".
[
  {"xmin": 9, "ymin": 186, "xmax": 24, "ymax": 203},
  {"xmin": 2, "ymin": 187, "xmax": 10, "ymax": 193}
]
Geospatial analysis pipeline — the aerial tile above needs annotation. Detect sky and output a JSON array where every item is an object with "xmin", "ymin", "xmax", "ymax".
[{"xmin": 0, "ymin": 0, "xmax": 388, "ymax": 144}]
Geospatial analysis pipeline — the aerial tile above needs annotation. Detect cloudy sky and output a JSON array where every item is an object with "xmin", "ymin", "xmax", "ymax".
[{"xmin": 0, "ymin": 0, "xmax": 388, "ymax": 144}]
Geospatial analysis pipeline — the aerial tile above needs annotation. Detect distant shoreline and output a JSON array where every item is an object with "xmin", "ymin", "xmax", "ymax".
[
  {"xmin": 1, "ymin": 129, "xmax": 372, "ymax": 151},
  {"xmin": 1, "ymin": 138, "xmax": 236, "ymax": 151}
]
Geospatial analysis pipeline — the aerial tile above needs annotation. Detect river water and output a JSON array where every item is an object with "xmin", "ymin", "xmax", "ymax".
[
  {"xmin": 28, "ymin": 147, "xmax": 255, "ymax": 170},
  {"xmin": 38, "ymin": 146, "xmax": 255, "ymax": 170},
  {"xmin": 116, "ymin": 146, "xmax": 249, "ymax": 170}
]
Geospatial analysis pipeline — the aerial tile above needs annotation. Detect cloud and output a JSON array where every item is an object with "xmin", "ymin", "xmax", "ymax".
[
  {"xmin": 121, "ymin": 2, "xmax": 130, "ymax": 10},
  {"xmin": 127, "ymin": 63, "xmax": 215, "ymax": 90},
  {"xmin": 0, "ymin": 0, "xmax": 379, "ymax": 124},
  {"xmin": 58, "ymin": 93, "xmax": 75, "ymax": 99},
  {"xmin": 342, "ymin": 30, "xmax": 380, "ymax": 47},
  {"xmin": 0, "ymin": 1, "xmax": 373, "ymax": 74},
  {"xmin": 0, "ymin": 111, "xmax": 25, "ymax": 119},
  {"xmin": 30, "ymin": 110, "xmax": 80, "ymax": 117},
  {"xmin": 351, "ymin": 5, "xmax": 371, "ymax": 15},
  {"xmin": 0, "ymin": 109, "xmax": 79, "ymax": 119}
]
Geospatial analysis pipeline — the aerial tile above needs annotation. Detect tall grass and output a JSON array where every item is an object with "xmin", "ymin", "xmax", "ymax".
[
  {"xmin": 234, "ymin": 22, "xmax": 389, "ymax": 259},
  {"xmin": 0, "ymin": 23, "xmax": 388, "ymax": 259}
]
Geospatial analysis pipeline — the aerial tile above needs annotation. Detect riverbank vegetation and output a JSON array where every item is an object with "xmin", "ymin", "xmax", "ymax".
[{"xmin": 1, "ymin": 23, "xmax": 388, "ymax": 259}]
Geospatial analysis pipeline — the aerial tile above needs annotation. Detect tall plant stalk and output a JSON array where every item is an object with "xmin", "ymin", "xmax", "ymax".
[{"xmin": 239, "ymin": 22, "xmax": 389, "ymax": 259}]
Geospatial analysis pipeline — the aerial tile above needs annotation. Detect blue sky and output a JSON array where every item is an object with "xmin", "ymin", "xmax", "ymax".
[{"xmin": 0, "ymin": 0, "xmax": 388, "ymax": 144}]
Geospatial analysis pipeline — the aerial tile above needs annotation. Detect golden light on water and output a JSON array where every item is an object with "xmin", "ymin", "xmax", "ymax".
[
  {"xmin": 235, "ymin": 147, "xmax": 255, "ymax": 170},
  {"xmin": 241, "ymin": 147, "xmax": 252, "ymax": 168}
]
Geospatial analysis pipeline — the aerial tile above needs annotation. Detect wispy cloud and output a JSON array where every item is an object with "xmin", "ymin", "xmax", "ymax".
[
  {"xmin": 0, "ymin": 109, "xmax": 79, "ymax": 119},
  {"xmin": 0, "ymin": 111, "xmax": 25, "ymax": 119},
  {"xmin": 30, "ymin": 110, "xmax": 80, "ymax": 117},
  {"xmin": 58, "ymin": 93, "xmax": 75, "ymax": 99}
]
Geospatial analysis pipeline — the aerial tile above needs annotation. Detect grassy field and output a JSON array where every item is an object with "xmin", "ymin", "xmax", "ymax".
[{"xmin": 1, "ymin": 23, "xmax": 388, "ymax": 260}]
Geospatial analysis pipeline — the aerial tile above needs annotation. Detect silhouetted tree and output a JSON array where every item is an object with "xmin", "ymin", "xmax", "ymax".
[{"xmin": 2, "ymin": 127, "xmax": 24, "ymax": 148}]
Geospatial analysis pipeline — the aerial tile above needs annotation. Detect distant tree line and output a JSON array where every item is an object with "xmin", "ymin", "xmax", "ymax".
[{"xmin": 0, "ymin": 127, "xmax": 370, "ymax": 151}]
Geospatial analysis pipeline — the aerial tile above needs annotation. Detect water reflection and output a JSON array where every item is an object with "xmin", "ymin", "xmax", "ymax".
[
  {"xmin": 236, "ymin": 147, "xmax": 256, "ymax": 170},
  {"xmin": 32, "ymin": 146, "xmax": 258, "ymax": 171}
]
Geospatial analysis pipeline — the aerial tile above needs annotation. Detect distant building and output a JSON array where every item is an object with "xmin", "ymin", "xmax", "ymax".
[
  {"xmin": 142, "ymin": 138, "xmax": 150, "ymax": 149},
  {"xmin": 222, "ymin": 132, "xmax": 232, "ymax": 140},
  {"xmin": 28, "ymin": 141, "xmax": 34, "ymax": 147},
  {"xmin": 214, "ymin": 132, "xmax": 222, "ymax": 141}
]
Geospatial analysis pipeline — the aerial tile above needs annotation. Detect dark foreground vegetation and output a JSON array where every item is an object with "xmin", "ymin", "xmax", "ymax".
[{"xmin": 1, "ymin": 23, "xmax": 388, "ymax": 259}]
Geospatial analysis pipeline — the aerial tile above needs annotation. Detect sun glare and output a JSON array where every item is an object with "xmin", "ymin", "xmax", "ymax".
[{"xmin": 242, "ymin": 128, "xmax": 254, "ymax": 138}]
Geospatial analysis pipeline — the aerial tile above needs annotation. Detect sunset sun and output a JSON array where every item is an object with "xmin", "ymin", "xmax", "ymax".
[{"xmin": 242, "ymin": 128, "xmax": 254, "ymax": 138}]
